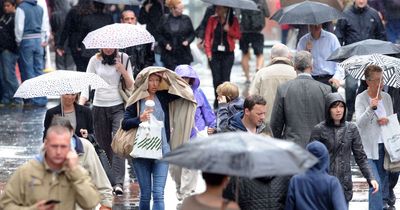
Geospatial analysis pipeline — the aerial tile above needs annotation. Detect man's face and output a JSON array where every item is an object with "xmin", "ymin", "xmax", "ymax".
[
  {"xmin": 44, "ymin": 131, "xmax": 71, "ymax": 168},
  {"xmin": 355, "ymin": 0, "xmax": 368, "ymax": 8},
  {"xmin": 245, "ymin": 104, "xmax": 266, "ymax": 127},
  {"xmin": 121, "ymin": 11, "xmax": 136, "ymax": 25}
]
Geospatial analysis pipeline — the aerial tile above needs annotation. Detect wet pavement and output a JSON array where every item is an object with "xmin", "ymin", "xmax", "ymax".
[{"xmin": 0, "ymin": 48, "xmax": 400, "ymax": 209}]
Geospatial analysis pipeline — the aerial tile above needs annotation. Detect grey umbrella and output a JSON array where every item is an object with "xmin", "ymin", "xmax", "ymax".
[
  {"xmin": 327, "ymin": 39, "xmax": 400, "ymax": 62},
  {"xmin": 271, "ymin": 1, "xmax": 343, "ymax": 25},
  {"xmin": 93, "ymin": 0, "xmax": 141, "ymax": 5},
  {"xmin": 163, "ymin": 132, "xmax": 318, "ymax": 178},
  {"xmin": 201, "ymin": 0, "xmax": 259, "ymax": 11},
  {"xmin": 281, "ymin": 0, "xmax": 343, "ymax": 11}
]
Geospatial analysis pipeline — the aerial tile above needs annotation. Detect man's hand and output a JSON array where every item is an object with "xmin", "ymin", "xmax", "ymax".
[
  {"xmin": 207, "ymin": 127, "xmax": 215, "ymax": 135},
  {"xmin": 145, "ymin": 3, "xmax": 152, "ymax": 13},
  {"xmin": 328, "ymin": 78, "xmax": 341, "ymax": 89},
  {"xmin": 377, "ymin": 117, "xmax": 389, "ymax": 126},
  {"xmin": 36, "ymin": 200, "xmax": 56, "ymax": 210},
  {"xmin": 306, "ymin": 40, "xmax": 313, "ymax": 52},
  {"xmin": 197, "ymin": 39, "xmax": 204, "ymax": 50},
  {"xmin": 182, "ymin": 40, "xmax": 189, "ymax": 46},
  {"xmin": 166, "ymin": 44, "xmax": 172, "ymax": 51},
  {"xmin": 99, "ymin": 205, "xmax": 112, "ymax": 210},
  {"xmin": 56, "ymin": 48, "xmax": 64, "ymax": 56},
  {"xmin": 80, "ymin": 129, "xmax": 88, "ymax": 138},
  {"xmin": 41, "ymin": 42, "xmax": 48, "ymax": 47},
  {"xmin": 66, "ymin": 150, "xmax": 79, "ymax": 171},
  {"xmin": 370, "ymin": 180, "xmax": 379, "ymax": 194}
]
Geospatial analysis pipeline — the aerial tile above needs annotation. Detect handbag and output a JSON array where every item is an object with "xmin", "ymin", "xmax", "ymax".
[
  {"xmin": 130, "ymin": 114, "xmax": 163, "ymax": 159},
  {"xmin": 118, "ymin": 55, "xmax": 134, "ymax": 103},
  {"xmin": 111, "ymin": 104, "xmax": 139, "ymax": 158}
]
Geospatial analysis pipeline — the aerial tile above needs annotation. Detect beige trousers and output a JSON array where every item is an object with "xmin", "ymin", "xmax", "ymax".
[{"xmin": 170, "ymin": 165, "xmax": 198, "ymax": 201}]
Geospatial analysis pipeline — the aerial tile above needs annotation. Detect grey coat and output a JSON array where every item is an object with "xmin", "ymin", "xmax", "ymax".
[
  {"xmin": 355, "ymin": 90, "xmax": 393, "ymax": 160},
  {"xmin": 270, "ymin": 74, "xmax": 331, "ymax": 147}
]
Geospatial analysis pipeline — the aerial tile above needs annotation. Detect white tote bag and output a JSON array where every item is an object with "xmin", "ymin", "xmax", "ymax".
[
  {"xmin": 381, "ymin": 114, "xmax": 400, "ymax": 162},
  {"xmin": 130, "ymin": 114, "xmax": 164, "ymax": 159}
]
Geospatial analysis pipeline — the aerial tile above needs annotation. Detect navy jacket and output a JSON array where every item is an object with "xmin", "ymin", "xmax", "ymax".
[{"xmin": 285, "ymin": 141, "xmax": 347, "ymax": 210}]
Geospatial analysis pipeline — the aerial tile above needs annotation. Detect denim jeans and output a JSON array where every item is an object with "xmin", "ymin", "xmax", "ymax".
[
  {"xmin": 133, "ymin": 158, "xmax": 168, "ymax": 210},
  {"xmin": 368, "ymin": 144, "xmax": 389, "ymax": 210},
  {"xmin": 18, "ymin": 38, "xmax": 47, "ymax": 106},
  {"xmin": 0, "ymin": 50, "xmax": 20, "ymax": 104}
]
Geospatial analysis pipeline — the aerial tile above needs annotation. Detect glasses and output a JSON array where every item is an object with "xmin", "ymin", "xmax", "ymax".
[{"xmin": 368, "ymin": 78, "xmax": 384, "ymax": 84}]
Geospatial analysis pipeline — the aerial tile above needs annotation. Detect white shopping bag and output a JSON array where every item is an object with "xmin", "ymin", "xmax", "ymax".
[
  {"xmin": 381, "ymin": 114, "xmax": 400, "ymax": 162},
  {"xmin": 130, "ymin": 114, "xmax": 164, "ymax": 159}
]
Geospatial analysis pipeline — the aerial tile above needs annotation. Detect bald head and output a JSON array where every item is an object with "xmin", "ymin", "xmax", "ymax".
[{"xmin": 270, "ymin": 43, "xmax": 290, "ymax": 59}]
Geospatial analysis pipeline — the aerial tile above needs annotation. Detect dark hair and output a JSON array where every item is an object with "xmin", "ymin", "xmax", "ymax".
[
  {"xmin": 100, "ymin": 49, "xmax": 117, "ymax": 65},
  {"xmin": 93, "ymin": 1, "xmax": 105, "ymax": 13},
  {"xmin": 365, "ymin": 65, "xmax": 382, "ymax": 81},
  {"xmin": 3, "ymin": 0, "xmax": 16, "ymax": 6},
  {"xmin": 76, "ymin": 0, "xmax": 94, "ymax": 16},
  {"xmin": 45, "ymin": 116, "xmax": 74, "ymax": 139},
  {"xmin": 202, "ymin": 172, "xmax": 227, "ymax": 186},
  {"xmin": 326, "ymin": 101, "xmax": 346, "ymax": 126},
  {"xmin": 243, "ymin": 95, "xmax": 266, "ymax": 111}
]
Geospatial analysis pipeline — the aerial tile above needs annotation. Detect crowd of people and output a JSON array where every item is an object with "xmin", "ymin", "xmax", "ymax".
[{"xmin": 0, "ymin": 0, "xmax": 400, "ymax": 210}]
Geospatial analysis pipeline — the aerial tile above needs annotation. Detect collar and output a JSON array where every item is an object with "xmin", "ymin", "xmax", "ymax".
[
  {"xmin": 269, "ymin": 57, "xmax": 293, "ymax": 66},
  {"xmin": 309, "ymin": 29, "xmax": 328, "ymax": 40},
  {"xmin": 298, "ymin": 73, "xmax": 312, "ymax": 77}
]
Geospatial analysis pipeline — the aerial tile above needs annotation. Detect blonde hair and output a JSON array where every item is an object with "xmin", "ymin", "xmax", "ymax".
[
  {"xmin": 165, "ymin": 0, "xmax": 182, "ymax": 8},
  {"xmin": 216, "ymin": 82, "xmax": 239, "ymax": 102}
]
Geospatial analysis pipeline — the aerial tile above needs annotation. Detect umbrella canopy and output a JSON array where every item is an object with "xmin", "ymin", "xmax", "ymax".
[
  {"xmin": 14, "ymin": 70, "xmax": 109, "ymax": 98},
  {"xmin": 93, "ymin": 0, "xmax": 141, "ymax": 5},
  {"xmin": 271, "ymin": 1, "xmax": 343, "ymax": 25},
  {"xmin": 201, "ymin": 0, "xmax": 259, "ymax": 11},
  {"xmin": 281, "ymin": 0, "xmax": 343, "ymax": 11},
  {"xmin": 163, "ymin": 132, "xmax": 318, "ymax": 178},
  {"xmin": 327, "ymin": 39, "xmax": 400, "ymax": 62},
  {"xmin": 339, "ymin": 54, "xmax": 400, "ymax": 88},
  {"xmin": 82, "ymin": 23, "xmax": 155, "ymax": 49}
]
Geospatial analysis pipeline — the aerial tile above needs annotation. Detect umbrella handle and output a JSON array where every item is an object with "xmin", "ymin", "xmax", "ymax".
[{"xmin": 372, "ymin": 74, "xmax": 382, "ymax": 110}]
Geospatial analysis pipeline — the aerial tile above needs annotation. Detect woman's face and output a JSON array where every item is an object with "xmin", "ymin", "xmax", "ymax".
[
  {"xmin": 148, "ymin": 74, "xmax": 161, "ymax": 95},
  {"xmin": 171, "ymin": 3, "xmax": 184, "ymax": 17},
  {"xmin": 102, "ymin": 48, "xmax": 116, "ymax": 55},
  {"xmin": 182, "ymin": 77, "xmax": 192, "ymax": 86},
  {"xmin": 330, "ymin": 102, "xmax": 345, "ymax": 123},
  {"xmin": 61, "ymin": 94, "xmax": 77, "ymax": 107},
  {"xmin": 215, "ymin": 6, "xmax": 227, "ymax": 17},
  {"xmin": 366, "ymin": 72, "xmax": 384, "ymax": 91}
]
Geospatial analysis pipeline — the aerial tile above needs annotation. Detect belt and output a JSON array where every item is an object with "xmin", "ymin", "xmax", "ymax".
[{"xmin": 312, "ymin": 74, "xmax": 333, "ymax": 79}]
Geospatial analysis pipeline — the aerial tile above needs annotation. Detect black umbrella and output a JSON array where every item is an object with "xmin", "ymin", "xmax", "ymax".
[
  {"xmin": 271, "ymin": 1, "xmax": 343, "ymax": 25},
  {"xmin": 201, "ymin": 0, "xmax": 259, "ymax": 11},
  {"xmin": 281, "ymin": 0, "xmax": 343, "ymax": 11},
  {"xmin": 327, "ymin": 39, "xmax": 400, "ymax": 62}
]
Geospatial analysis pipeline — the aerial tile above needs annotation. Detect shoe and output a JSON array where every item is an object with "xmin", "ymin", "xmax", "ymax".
[{"xmin": 113, "ymin": 185, "xmax": 123, "ymax": 196}]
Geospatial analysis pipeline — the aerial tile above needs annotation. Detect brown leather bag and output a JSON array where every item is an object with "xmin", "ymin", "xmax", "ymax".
[{"xmin": 111, "ymin": 104, "xmax": 139, "ymax": 157}]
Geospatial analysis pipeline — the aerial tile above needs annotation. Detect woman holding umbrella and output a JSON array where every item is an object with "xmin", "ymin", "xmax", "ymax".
[
  {"xmin": 204, "ymin": 5, "xmax": 241, "ymax": 109},
  {"xmin": 355, "ymin": 65, "xmax": 394, "ymax": 209},
  {"xmin": 310, "ymin": 92, "xmax": 378, "ymax": 204},
  {"xmin": 79, "ymin": 48, "xmax": 133, "ymax": 195}
]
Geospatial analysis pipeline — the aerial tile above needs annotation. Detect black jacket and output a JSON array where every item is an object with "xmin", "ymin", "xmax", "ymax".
[
  {"xmin": 123, "ymin": 43, "xmax": 155, "ymax": 79},
  {"xmin": 138, "ymin": 0, "xmax": 167, "ymax": 40},
  {"xmin": 0, "ymin": 13, "xmax": 17, "ymax": 53},
  {"xmin": 310, "ymin": 93, "xmax": 374, "ymax": 201},
  {"xmin": 57, "ymin": 7, "xmax": 83, "ymax": 49},
  {"xmin": 157, "ymin": 14, "xmax": 195, "ymax": 68},
  {"xmin": 223, "ymin": 176, "xmax": 291, "ymax": 210},
  {"xmin": 334, "ymin": 4, "xmax": 386, "ymax": 46},
  {"xmin": 43, "ymin": 103, "xmax": 94, "ymax": 138}
]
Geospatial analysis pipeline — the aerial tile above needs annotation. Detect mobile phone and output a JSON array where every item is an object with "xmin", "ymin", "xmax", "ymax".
[{"xmin": 45, "ymin": 199, "xmax": 61, "ymax": 205}]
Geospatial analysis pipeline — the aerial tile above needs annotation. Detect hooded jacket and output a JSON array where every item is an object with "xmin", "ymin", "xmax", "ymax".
[
  {"xmin": 175, "ymin": 65, "xmax": 216, "ymax": 138},
  {"xmin": 310, "ymin": 93, "xmax": 373, "ymax": 201},
  {"xmin": 334, "ymin": 4, "xmax": 386, "ymax": 46},
  {"xmin": 285, "ymin": 141, "xmax": 347, "ymax": 210},
  {"xmin": 217, "ymin": 97, "xmax": 244, "ymax": 132},
  {"xmin": 122, "ymin": 66, "xmax": 196, "ymax": 150},
  {"xmin": 224, "ymin": 111, "xmax": 267, "ymax": 134}
]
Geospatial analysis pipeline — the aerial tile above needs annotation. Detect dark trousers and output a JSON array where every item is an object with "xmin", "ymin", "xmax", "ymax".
[
  {"xmin": 209, "ymin": 52, "xmax": 234, "ymax": 109},
  {"xmin": 71, "ymin": 48, "xmax": 90, "ymax": 72},
  {"xmin": 312, "ymin": 74, "xmax": 337, "ymax": 92},
  {"xmin": 345, "ymin": 75, "xmax": 368, "ymax": 121},
  {"xmin": 55, "ymin": 47, "xmax": 75, "ymax": 70},
  {"xmin": 93, "ymin": 104, "xmax": 126, "ymax": 186}
]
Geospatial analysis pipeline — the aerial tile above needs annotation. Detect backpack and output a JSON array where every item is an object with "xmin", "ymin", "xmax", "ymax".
[{"xmin": 240, "ymin": 9, "xmax": 265, "ymax": 32}]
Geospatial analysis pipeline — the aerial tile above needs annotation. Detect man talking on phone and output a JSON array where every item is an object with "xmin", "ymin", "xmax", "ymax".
[{"xmin": 0, "ymin": 118, "xmax": 100, "ymax": 210}]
